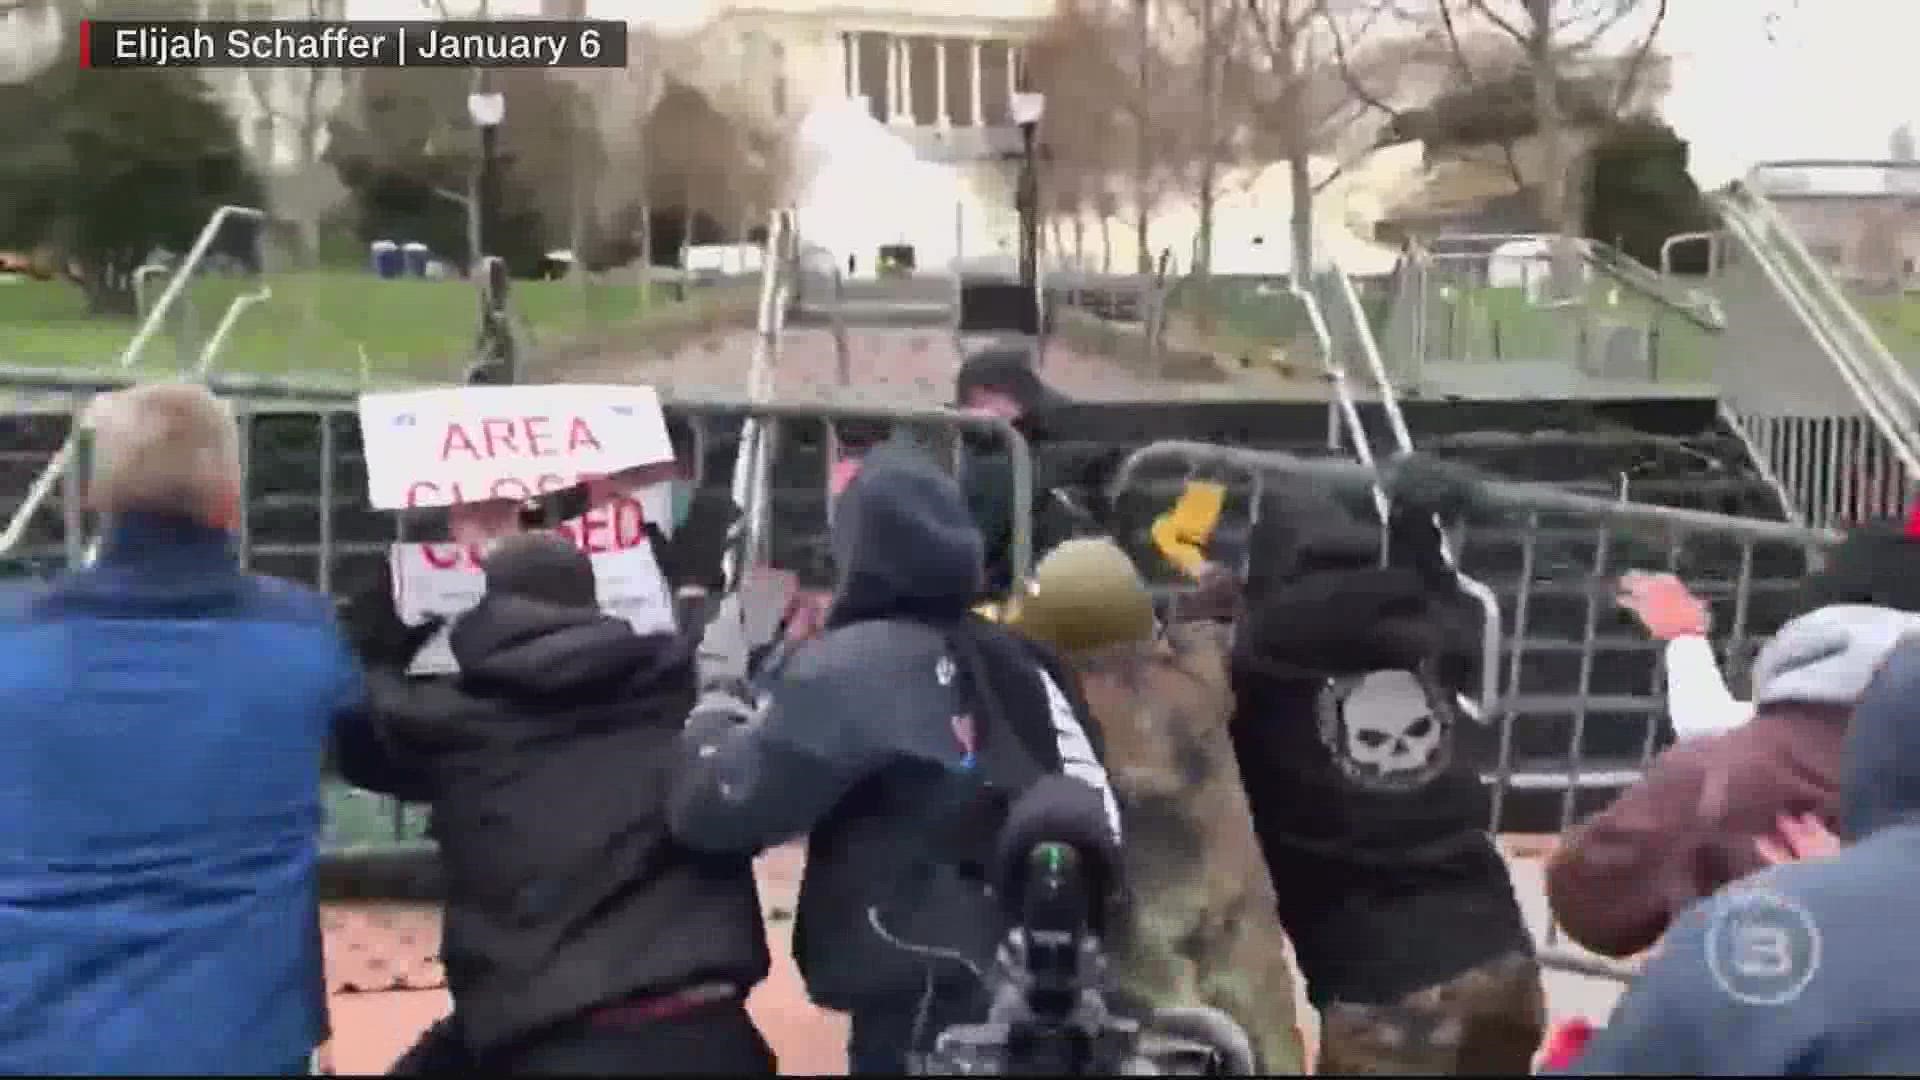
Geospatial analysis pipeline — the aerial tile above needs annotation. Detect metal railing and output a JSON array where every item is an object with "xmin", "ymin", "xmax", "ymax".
[
  {"xmin": 1710, "ymin": 182, "xmax": 1920, "ymax": 524},
  {"xmin": 1107, "ymin": 441, "xmax": 1839, "ymax": 983},
  {"xmin": 118, "ymin": 205, "xmax": 267, "ymax": 370}
]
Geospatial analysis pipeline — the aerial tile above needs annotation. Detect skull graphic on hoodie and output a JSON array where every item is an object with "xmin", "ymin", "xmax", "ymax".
[{"xmin": 1318, "ymin": 666, "xmax": 1457, "ymax": 793}]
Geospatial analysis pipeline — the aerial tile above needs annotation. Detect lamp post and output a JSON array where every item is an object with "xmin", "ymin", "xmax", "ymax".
[
  {"xmin": 1011, "ymin": 91, "xmax": 1046, "ymax": 293},
  {"xmin": 466, "ymin": 89, "xmax": 515, "ymax": 384}
]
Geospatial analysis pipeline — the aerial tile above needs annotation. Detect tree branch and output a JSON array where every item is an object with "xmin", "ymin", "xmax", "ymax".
[
  {"xmin": 1465, "ymin": 0, "xmax": 1530, "ymax": 45},
  {"xmin": 1608, "ymin": 0, "xmax": 1665, "ymax": 115},
  {"xmin": 1323, "ymin": 0, "xmax": 1400, "ymax": 122},
  {"xmin": 1435, "ymin": 0, "xmax": 1526, "ymax": 188}
]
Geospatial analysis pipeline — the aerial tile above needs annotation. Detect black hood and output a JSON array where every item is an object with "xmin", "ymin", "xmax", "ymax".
[
  {"xmin": 1237, "ymin": 481, "xmax": 1478, "ymax": 689},
  {"xmin": 450, "ymin": 594, "xmax": 694, "ymax": 706},
  {"xmin": 827, "ymin": 443, "xmax": 984, "ymax": 627},
  {"xmin": 1243, "ymin": 483, "xmax": 1382, "ymax": 602},
  {"xmin": 954, "ymin": 345, "xmax": 1069, "ymax": 419}
]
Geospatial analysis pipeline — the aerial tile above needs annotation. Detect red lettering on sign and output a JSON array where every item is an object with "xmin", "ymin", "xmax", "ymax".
[
  {"xmin": 413, "ymin": 494, "xmax": 650, "ymax": 572},
  {"xmin": 613, "ymin": 496, "xmax": 645, "ymax": 547},
  {"xmin": 438, "ymin": 416, "xmax": 601, "ymax": 462},
  {"xmin": 577, "ymin": 505, "xmax": 610, "ymax": 554},
  {"xmin": 440, "ymin": 422, "xmax": 481, "ymax": 461},
  {"xmin": 489, "ymin": 477, "xmax": 531, "ymax": 502},
  {"xmin": 405, "ymin": 481, "xmax": 440, "ymax": 507},
  {"xmin": 524, "ymin": 416, "xmax": 553, "ymax": 457},
  {"xmin": 567, "ymin": 417, "xmax": 603, "ymax": 453},
  {"xmin": 419, "ymin": 541, "xmax": 486, "ymax": 570}
]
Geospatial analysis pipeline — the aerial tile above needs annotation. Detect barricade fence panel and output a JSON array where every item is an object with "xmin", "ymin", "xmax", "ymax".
[
  {"xmin": 0, "ymin": 377, "xmax": 1036, "ymax": 866},
  {"xmin": 1108, "ymin": 441, "xmax": 1840, "ymax": 985}
]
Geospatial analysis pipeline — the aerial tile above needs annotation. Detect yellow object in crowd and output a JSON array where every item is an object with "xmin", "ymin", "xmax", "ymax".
[{"xmin": 1151, "ymin": 481, "xmax": 1227, "ymax": 578}]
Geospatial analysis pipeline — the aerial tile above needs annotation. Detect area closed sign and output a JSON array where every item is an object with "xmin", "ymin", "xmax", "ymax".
[{"xmin": 357, "ymin": 383, "xmax": 676, "ymax": 510}]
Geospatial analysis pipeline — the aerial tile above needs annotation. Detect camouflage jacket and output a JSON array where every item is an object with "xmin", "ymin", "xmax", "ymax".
[{"xmin": 1065, "ymin": 621, "xmax": 1306, "ymax": 1074}]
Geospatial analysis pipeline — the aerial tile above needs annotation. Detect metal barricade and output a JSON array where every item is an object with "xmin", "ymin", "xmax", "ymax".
[
  {"xmin": 1107, "ymin": 441, "xmax": 1841, "ymax": 985},
  {"xmin": 0, "ymin": 366, "xmax": 1037, "ymax": 865}
]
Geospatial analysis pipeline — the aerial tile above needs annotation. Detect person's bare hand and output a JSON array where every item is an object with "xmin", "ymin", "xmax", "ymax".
[
  {"xmin": 1616, "ymin": 571, "xmax": 1710, "ymax": 641},
  {"xmin": 784, "ymin": 589, "xmax": 833, "ymax": 643},
  {"xmin": 448, "ymin": 498, "xmax": 522, "ymax": 545},
  {"xmin": 1755, "ymin": 812, "xmax": 1842, "ymax": 865}
]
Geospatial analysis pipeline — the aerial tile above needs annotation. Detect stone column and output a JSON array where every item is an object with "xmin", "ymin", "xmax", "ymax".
[
  {"xmin": 969, "ymin": 39, "xmax": 983, "ymax": 127},
  {"xmin": 935, "ymin": 38, "xmax": 950, "ymax": 127},
  {"xmin": 846, "ymin": 31, "xmax": 860, "ymax": 101},
  {"xmin": 900, "ymin": 36, "xmax": 915, "ymax": 125},
  {"xmin": 884, "ymin": 33, "xmax": 899, "ymax": 121}
]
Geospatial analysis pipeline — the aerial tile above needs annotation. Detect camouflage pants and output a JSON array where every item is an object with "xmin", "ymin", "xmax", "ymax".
[{"xmin": 1316, "ymin": 953, "xmax": 1545, "ymax": 1075}]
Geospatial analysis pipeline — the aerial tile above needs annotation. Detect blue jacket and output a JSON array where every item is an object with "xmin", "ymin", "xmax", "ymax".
[
  {"xmin": 0, "ymin": 513, "xmax": 372, "ymax": 1075},
  {"xmin": 1562, "ymin": 632, "xmax": 1920, "ymax": 1076}
]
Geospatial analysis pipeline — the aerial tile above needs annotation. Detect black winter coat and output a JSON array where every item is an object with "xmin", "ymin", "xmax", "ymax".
[{"xmin": 364, "ymin": 595, "xmax": 769, "ymax": 1054}]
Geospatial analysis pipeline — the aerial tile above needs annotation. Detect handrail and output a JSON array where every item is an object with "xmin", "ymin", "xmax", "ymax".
[
  {"xmin": 1730, "ymin": 178, "xmax": 1920, "ymax": 420},
  {"xmin": 118, "ymin": 205, "xmax": 265, "ymax": 369},
  {"xmin": 1715, "ymin": 192, "xmax": 1920, "ymax": 484},
  {"xmin": 1425, "ymin": 231, "xmax": 1724, "ymax": 330},
  {"xmin": 797, "ymin": 243, "xmax": 851, "ymax": 386},
  {"xmin": 194, "ymin": 286, "xmax": 273, "ymax": 376},
  {"xmin": 0, "ymin": 362, "xmax": 375, "ymax": 560},
  {"xmin": 1106, "ymin": 442, "xmax": 1843, "ymax": 547},
  {"xmin": 724, "ymin": 210, "xmax": 792, "ymax": 588},
  {"xmin": 0, "ymin": 206, "xmax": 271, "ymax": 561},
  {"xmin": 1321, "ymin": 267, "xmax": 1504, "ymax": 717},
  {"xmin": 1659, "ymin": 231, "xmax": 1723, "ymax": 277}
]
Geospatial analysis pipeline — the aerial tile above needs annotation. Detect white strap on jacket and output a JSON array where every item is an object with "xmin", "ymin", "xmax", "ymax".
[
  {"xmin": 1665, "ymin": 635, "xmax": 1754, "ymax": 740},
  {"xmin": 1037, "ymin": 669, "xmax": 1123, "ymax": 843}
]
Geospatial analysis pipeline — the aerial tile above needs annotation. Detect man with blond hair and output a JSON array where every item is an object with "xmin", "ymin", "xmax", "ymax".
[{"xmin": 0, "ymin": 382, "xmax": 395, "ymax": 1075}]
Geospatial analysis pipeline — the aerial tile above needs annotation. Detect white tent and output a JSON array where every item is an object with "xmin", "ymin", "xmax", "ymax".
[
  {"xmin": 792, "ymin": 98, "xmax": 964, "ymax": 273},
  {"xmin": 1487, "ymin": 237, "xmax": 1555, "ymax": 302}
]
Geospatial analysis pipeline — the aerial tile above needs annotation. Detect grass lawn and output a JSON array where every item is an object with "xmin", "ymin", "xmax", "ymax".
[
  {"xmin": 1855, "ymin": 294, "xmax": 1920, "ymax": 361},
  {"xmin": 1174, "ymin": 277, "xmax": 1722, "ymax": 384},
  {"xmin": 0, "ymin": 269, "xmax": 756, "ymax": 384},
  {"xmin": 324, "ymin": 782, "xmax": 430, "ymax": 851}
]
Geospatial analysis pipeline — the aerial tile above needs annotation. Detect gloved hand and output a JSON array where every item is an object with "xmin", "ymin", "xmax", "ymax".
[
  {"xmin": 397, "ymin": 616, "xmax": 448, "ymax": 669},
  {"xmin": 339, "ymin": 560, "xmax": 448, "ymax": 673}
]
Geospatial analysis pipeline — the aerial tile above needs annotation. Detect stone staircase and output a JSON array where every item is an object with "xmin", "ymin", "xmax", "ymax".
[{"xmin": 789, "ymin": 272, "xmax": 957, "ymax": 329}]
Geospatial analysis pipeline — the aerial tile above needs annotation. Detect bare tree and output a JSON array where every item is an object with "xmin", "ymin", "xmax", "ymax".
[
  {"xmin": 236, "ymin": 0, "xmax": 350, "ymax": 266},
  {"xmin": 1234, "ymin": 0, "xmax": 1405, "ymax": 280},
  {"xmin": 1177, "ymin": 0, "xmax": 1249, "ymax": 286},
  {"xmin": 1130, "ymin": 0, "xmax": 1160, "ymax": 271},
  {"xmin": 1024, "ymin": 0, "xmax": 1137, "ymax": 271},
  {"xmin": 1426, "ymin": 0, "xmax": 1668, "ymax": 285}
]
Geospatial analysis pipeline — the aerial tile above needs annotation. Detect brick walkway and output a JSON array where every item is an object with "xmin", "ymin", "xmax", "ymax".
[
  {"xmin": 580, "ymin": 327, "xmax": 1250, "ymax": 405},
  {"xmin": 321, "ymin": 839, "xmax": 1613, "ymax": 1074},
  {"xmin": 319, "ymin": 845, "xmax": 843, "ymax": 1075}
]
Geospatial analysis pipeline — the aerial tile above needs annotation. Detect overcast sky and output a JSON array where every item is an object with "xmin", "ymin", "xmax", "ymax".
[
  {"xmin": 1657, "ymin": 0, "xmax": 1919, "ymax": 185},
  {"xmin": 340, "ymin": 0, "xmax": 1919, "ymax": 188}
]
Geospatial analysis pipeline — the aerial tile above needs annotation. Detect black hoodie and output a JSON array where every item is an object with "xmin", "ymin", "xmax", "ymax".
[
  {"xmin": 365, "ymin": 597, "xmax": 769, "ymax": 1055},
  {"xmin": 952, "ymin": 346, "xmax": 1119, "ymax": 594},
  {"xmin": 669, "ymin": 443, "xmax": 1111, "ymax": 1011},
  {"xmin": 1228, "ymin": 483, "xmax": 1532, "ymax": 1008}
]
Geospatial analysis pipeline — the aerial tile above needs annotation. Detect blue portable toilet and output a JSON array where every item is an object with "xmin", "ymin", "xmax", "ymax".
[
  {"xmin": 402, "ymin": 242, "xmax": 430, "ymax": 278},
  {"xmin": 370, "ymin": 240, "xmax": 401, "ymax": 279}
]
